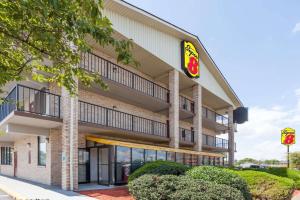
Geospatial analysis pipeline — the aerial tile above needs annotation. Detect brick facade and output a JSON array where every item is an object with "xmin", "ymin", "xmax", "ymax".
[{"xmin": 0, "ymin": 46, "xmax": 234, "ymax": 191}]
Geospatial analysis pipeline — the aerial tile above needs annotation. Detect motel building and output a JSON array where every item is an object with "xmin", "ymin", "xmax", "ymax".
[{"xmin": 0, "ymin": 1, "xmax": 247, "ymax": 191}]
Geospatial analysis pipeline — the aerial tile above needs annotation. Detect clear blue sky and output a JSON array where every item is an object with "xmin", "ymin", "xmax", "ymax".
[{"xmin": 125, "ymin": 0, "xmax": 300, "ymax": 160}]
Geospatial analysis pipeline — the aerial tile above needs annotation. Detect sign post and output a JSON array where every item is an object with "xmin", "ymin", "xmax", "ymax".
[{"xmin": 281, "ymin": 128, "xmax": 296, "ymax": 168}]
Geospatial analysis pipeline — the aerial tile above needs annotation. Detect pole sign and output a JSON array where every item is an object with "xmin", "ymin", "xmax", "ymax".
[
  {"xmin": 181, "ymin": 41, "xmax": 200, "ymax": 78},
  {"xmin": 281, "ymin": 128, "xmax": 296, "ymax": 145}
]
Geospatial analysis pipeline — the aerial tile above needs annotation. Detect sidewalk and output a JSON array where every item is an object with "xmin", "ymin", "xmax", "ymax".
[
  {"xmin": 293, "ymin": 190, "xmax": 300, "ymax": 200},
  {"xmin": 0, "ymin": 175, "xmax": 95, "ymax": 200}
]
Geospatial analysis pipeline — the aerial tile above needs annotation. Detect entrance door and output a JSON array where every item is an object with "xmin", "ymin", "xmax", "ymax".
[
  {"xmin": 78, "ymin": 149, "xmax": 90, "ymax": 183},
  {"xmin": 13, "ymin": 151, "xmax": 17, "ymax": 177},
  {"xmin": 89, "ymin": 148, "xmax": 98, "ymax": 182},
  {"xmin": 98, "ymin": 147, "xmax": 110, "ymax": 185}
]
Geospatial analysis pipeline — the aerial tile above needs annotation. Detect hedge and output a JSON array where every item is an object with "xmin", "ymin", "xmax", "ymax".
[
  {"xmin": 233, "ymin": 170, "xmax": 295, "ymax": 200},
  {"xmin": 186, "ymin": 166, "xmax": 251, "ymax": 200},
  {"xmin": 128, "ymin": 160, "xmax": 189, "ymax": 182},
  {"xmin": 250, "ymin": 167, "xmax": 300, "ymax": 189},
  {"xmin": 128, "ymin": 174, "xmax": 245, "ymax": 200}
]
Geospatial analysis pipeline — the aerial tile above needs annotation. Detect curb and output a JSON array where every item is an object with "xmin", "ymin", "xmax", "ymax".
[{"xmin": 0, "ymin": 183, "xmax": 26, "ymax": 200}]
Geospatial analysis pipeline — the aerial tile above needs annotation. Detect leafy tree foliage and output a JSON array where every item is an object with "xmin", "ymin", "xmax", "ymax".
[
  {"xmin": 236, "ymin": 158, "xmax": 258, "ymax": 165},
  {"xmin": 0, "ymin": 0, "xmax": 137, "ymax": 97},
  {"xmin": 290, "ymin": 152, "xmax": 300, "ymax": 169}
]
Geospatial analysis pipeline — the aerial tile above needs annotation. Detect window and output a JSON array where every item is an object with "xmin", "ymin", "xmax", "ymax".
[
  {"xmin": 157, "ymin": 151, "xmax": 166, "ymax": 161},
  {"xmin": 166, "ymin": 152, "xmax": 175, "ymax": 161},
  {"xmin": 203, "ymin": 156, "xmax": 209, "ymax": 165},
  {"xmin": 1, "ymin": 147, "xmax": 12, "ymax": 165},
  {"xmin": 28, "ymin": 150, "xmax": 31, "ymax": 164},
  {"xmin": 184, "ymin": 154, "xmax": 192, "ymax": 166},
  {"xmin": 176, "ymin": 153, "xmax": 184, "ymax": 164},
  {"xmin": 132, "ymin": 148, "xmax": 144, "ymax": 172},
  {"xmin": 116, "ymin": 146, "xmax": 131, "ymax": 184},
  {"xmin": 145, "ymin": 150, "xmax": 156, "ymax": 162},
  {"xmin": 38, "ymin": 136, "xmax": 47, "ymax": 166}
]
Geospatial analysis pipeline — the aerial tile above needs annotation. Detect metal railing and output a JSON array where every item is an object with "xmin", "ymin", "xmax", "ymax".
[
  {"xmin": 202, "ymin": 106, "xmax": 229, "ymax": 126},
  {"xmin": 0, "ymin": 87, "xmax": 17, "ymax": 121},
  {"xmin": 79, "ymin": 101, "xmax": 168, "ymax": 137},
  {"xmin": 179, "ymin": 127, "xmax": 194, "ymax": 143},
  {"xmin": 0, "ymin": 85, "xmax": 61, "ymax": 121},
  {"xmin": 80, "ymin": 52, "xmax": 170, "ymax": 103},
  {"xmin": 202, "ymin": 134, "xmax": 229, "ymax": 149},
  {"xmin": 179, "ymin": 96, "xmax": 194, "ymax": 113}
]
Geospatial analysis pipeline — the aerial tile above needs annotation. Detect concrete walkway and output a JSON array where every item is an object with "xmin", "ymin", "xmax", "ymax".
[
  {"xmin": 0, "ymin": 175, "xmax": 95, "ymax": 200},
  {"xmin": 292, "ymin": 190, "xmax": 300, "ymax": 200}
]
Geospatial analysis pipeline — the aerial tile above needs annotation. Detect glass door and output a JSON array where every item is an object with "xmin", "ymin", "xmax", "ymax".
[
  {"xmin": 98, "ymin": 147, "xmax": 111, "ymax": 185},
  {"xmin": 78, "ymin": 148, "xmax": 90, "ymax": 183}
]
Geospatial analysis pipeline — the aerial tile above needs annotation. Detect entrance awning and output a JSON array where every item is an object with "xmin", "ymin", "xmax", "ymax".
[{"xmin": 86, "ymin": 136, "xmax": 224, "ymax": 157}]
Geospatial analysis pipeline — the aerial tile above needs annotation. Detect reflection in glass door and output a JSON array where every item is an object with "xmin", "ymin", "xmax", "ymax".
[
  {"xmin": 98, "ymin": 147, "xmax": 110, "ymax": 185},
  {"xmin": 78, "ymin": 149, "xmax": 90, "ymax": 183}
]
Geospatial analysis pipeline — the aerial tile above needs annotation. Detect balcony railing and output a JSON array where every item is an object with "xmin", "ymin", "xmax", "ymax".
[
  {"xmin": 202, "ymin": 134, "xmax": 229, "ymax": 149},
  {"xmin": 202, "ymin": 107, "xmax": 229, "ymax": 126},
  {"xmin": 0, "ymin": 85, "xmax": 61, "ymax": 121},
  {"xmin": 80, "ymin": 52, "xmax": 170, "ymax": 103},
  {"xmin": 179, "ymin": 96, "xmax": 194, "ymax": 113},
  {"xmin": 79, "ymin": 101, "xmax": 168, "ymax": 138},
  {"xmin": 179, "ymin": 127, "xmax": 194, "ymax": 143}
]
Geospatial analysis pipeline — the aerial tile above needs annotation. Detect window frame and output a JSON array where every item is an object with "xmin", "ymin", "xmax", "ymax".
[
  {"xmin": 37, "ymin": 136, "xmax": 47, "ymax": 166},
  {"xmin": 0, "ymin": 147, "xmax": 12, "ymax": 165}
]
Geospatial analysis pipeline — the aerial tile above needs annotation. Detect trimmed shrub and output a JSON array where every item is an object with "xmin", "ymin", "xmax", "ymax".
[
  {"xmin": 128, "ymin": 160, "xmax": 189, "ymax": 182},
  {"xmin": 233, "ymin": 170, "xmax": 295, "ymax": 200},
  {"xmin": 128, "ymin": 174, "xmax": 245, "ymax": 200},
  {"xmin": 186, "ymin": 166, "xmax": 251, "ymax": 200},
  {"xmin": 250, "ymin": 167, "xmax": 300, "ymax": 189}
]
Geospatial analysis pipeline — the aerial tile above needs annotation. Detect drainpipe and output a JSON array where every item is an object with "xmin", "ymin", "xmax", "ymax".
[{"xmin": 70, "ymin": 97, "xmax": 74, "ymax": 190}]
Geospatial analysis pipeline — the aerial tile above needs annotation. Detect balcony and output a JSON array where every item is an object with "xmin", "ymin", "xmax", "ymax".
[
  {"xmin": 202, "ymin": 107, "xmax": 229, "ymax": 132},
  {"xmin": 80, "ymin": 52, "xmax": 170, "ymax": 112},
  {"xmin": 0, "ymin": 85, "xmax": 62, "ymax": 129},
  {"xmin": 179, "ymin": 96, "xmax": 194, "ymax": 120},
  {"xmin": 202, "ymin": 134, "xmax": 229, "ymax": 151},
  {"xmin": 179, "ymin": 127, "xmax": 194, "ymax": 145},
  {"xmin": 78, "ymin": 101, "xmax": 169, "ymax": 142}
]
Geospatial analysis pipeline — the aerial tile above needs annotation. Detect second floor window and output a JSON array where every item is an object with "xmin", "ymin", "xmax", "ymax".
[
  {"xmin": 1, "ymin": 147, "xmax": 12, "ymax": 165},
  {"xmin": 38, "ymin": 136, "xmax": 47, "ymax": 166}
]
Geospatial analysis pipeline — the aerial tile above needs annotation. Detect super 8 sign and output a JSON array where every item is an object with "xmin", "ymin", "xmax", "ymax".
[
  {"xmin": 281, "ymin": 128, "xmax": 296, "ymax": 145},
  {"xmin": 181, "ymin": 41, "xmax": 200, "ymax": 78}
]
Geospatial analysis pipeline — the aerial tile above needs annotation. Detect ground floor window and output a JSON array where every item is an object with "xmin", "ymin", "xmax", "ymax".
[
  {"xmin": 145, "ymin": 149, "xmax": 156, "ymax": 162},
  {"xmin": 38, "ymin": 136, "xmax": 47, "ymax": 166},
  {"xmin": 1, "ymin": 147, "xmax": 12, "ymax": 165},
  {"xmin": 131, "ymin": 148, "xmax": 144, "ymax": 172},
  {"xmin": 157, "ymin": 150, "xmax": 167, "ymax": 161},
  {"xmin": 116, "ymin": 146, "xmax": 131, "ymax": 184},
  {"xmin": 79, "ymin": 142, "xmax": 224, "ymax": 185}
]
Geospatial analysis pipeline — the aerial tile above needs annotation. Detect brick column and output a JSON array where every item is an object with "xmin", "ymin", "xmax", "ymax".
[
  {"xmin": 228, "ymin": 106, "xmax": 235, "ymax": 167},
  {"xmin": 192, "ymin": 84, "xmax": 203, "ymax": 165},
  {"xmin": 169, "ymin": 70, "xmax": 179, "ymax": 149},
  {"xmin": 61, "ymin": 86, "xmax": 78, "ymax": 191}
]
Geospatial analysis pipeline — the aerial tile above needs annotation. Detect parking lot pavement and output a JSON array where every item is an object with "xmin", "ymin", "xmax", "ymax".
[{"xmin": 0, "ymin": 190, "xmax": 12, "ymax": 200}]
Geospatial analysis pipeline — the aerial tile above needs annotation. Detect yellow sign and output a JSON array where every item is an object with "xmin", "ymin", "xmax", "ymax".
[
  {"xmin": 281, "ymin": 128, "xmax": 296, "ymax": 145},
  {"xmin": 181, "ymin": 41, "xmax": 200, "ymax": 78}
]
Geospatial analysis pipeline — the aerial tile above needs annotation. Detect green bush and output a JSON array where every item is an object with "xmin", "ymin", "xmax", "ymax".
[
  {"xmin": 233, "ymin": 170, "xmax": 295, "ymax": 200},
  {"xmin": 186, "ymin": 166, "xmax": 251, "ymax": 200},
  {"xmin": 250, "ymin": 167, "xmax": 300, "ymax": 189},
  {"xmin": 128, "ymin": 160, "xmax": 189, "ymax": 182},
  {"xmin": 128, "ymin": 174, "xmax": 245, "ymax": 200}
]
